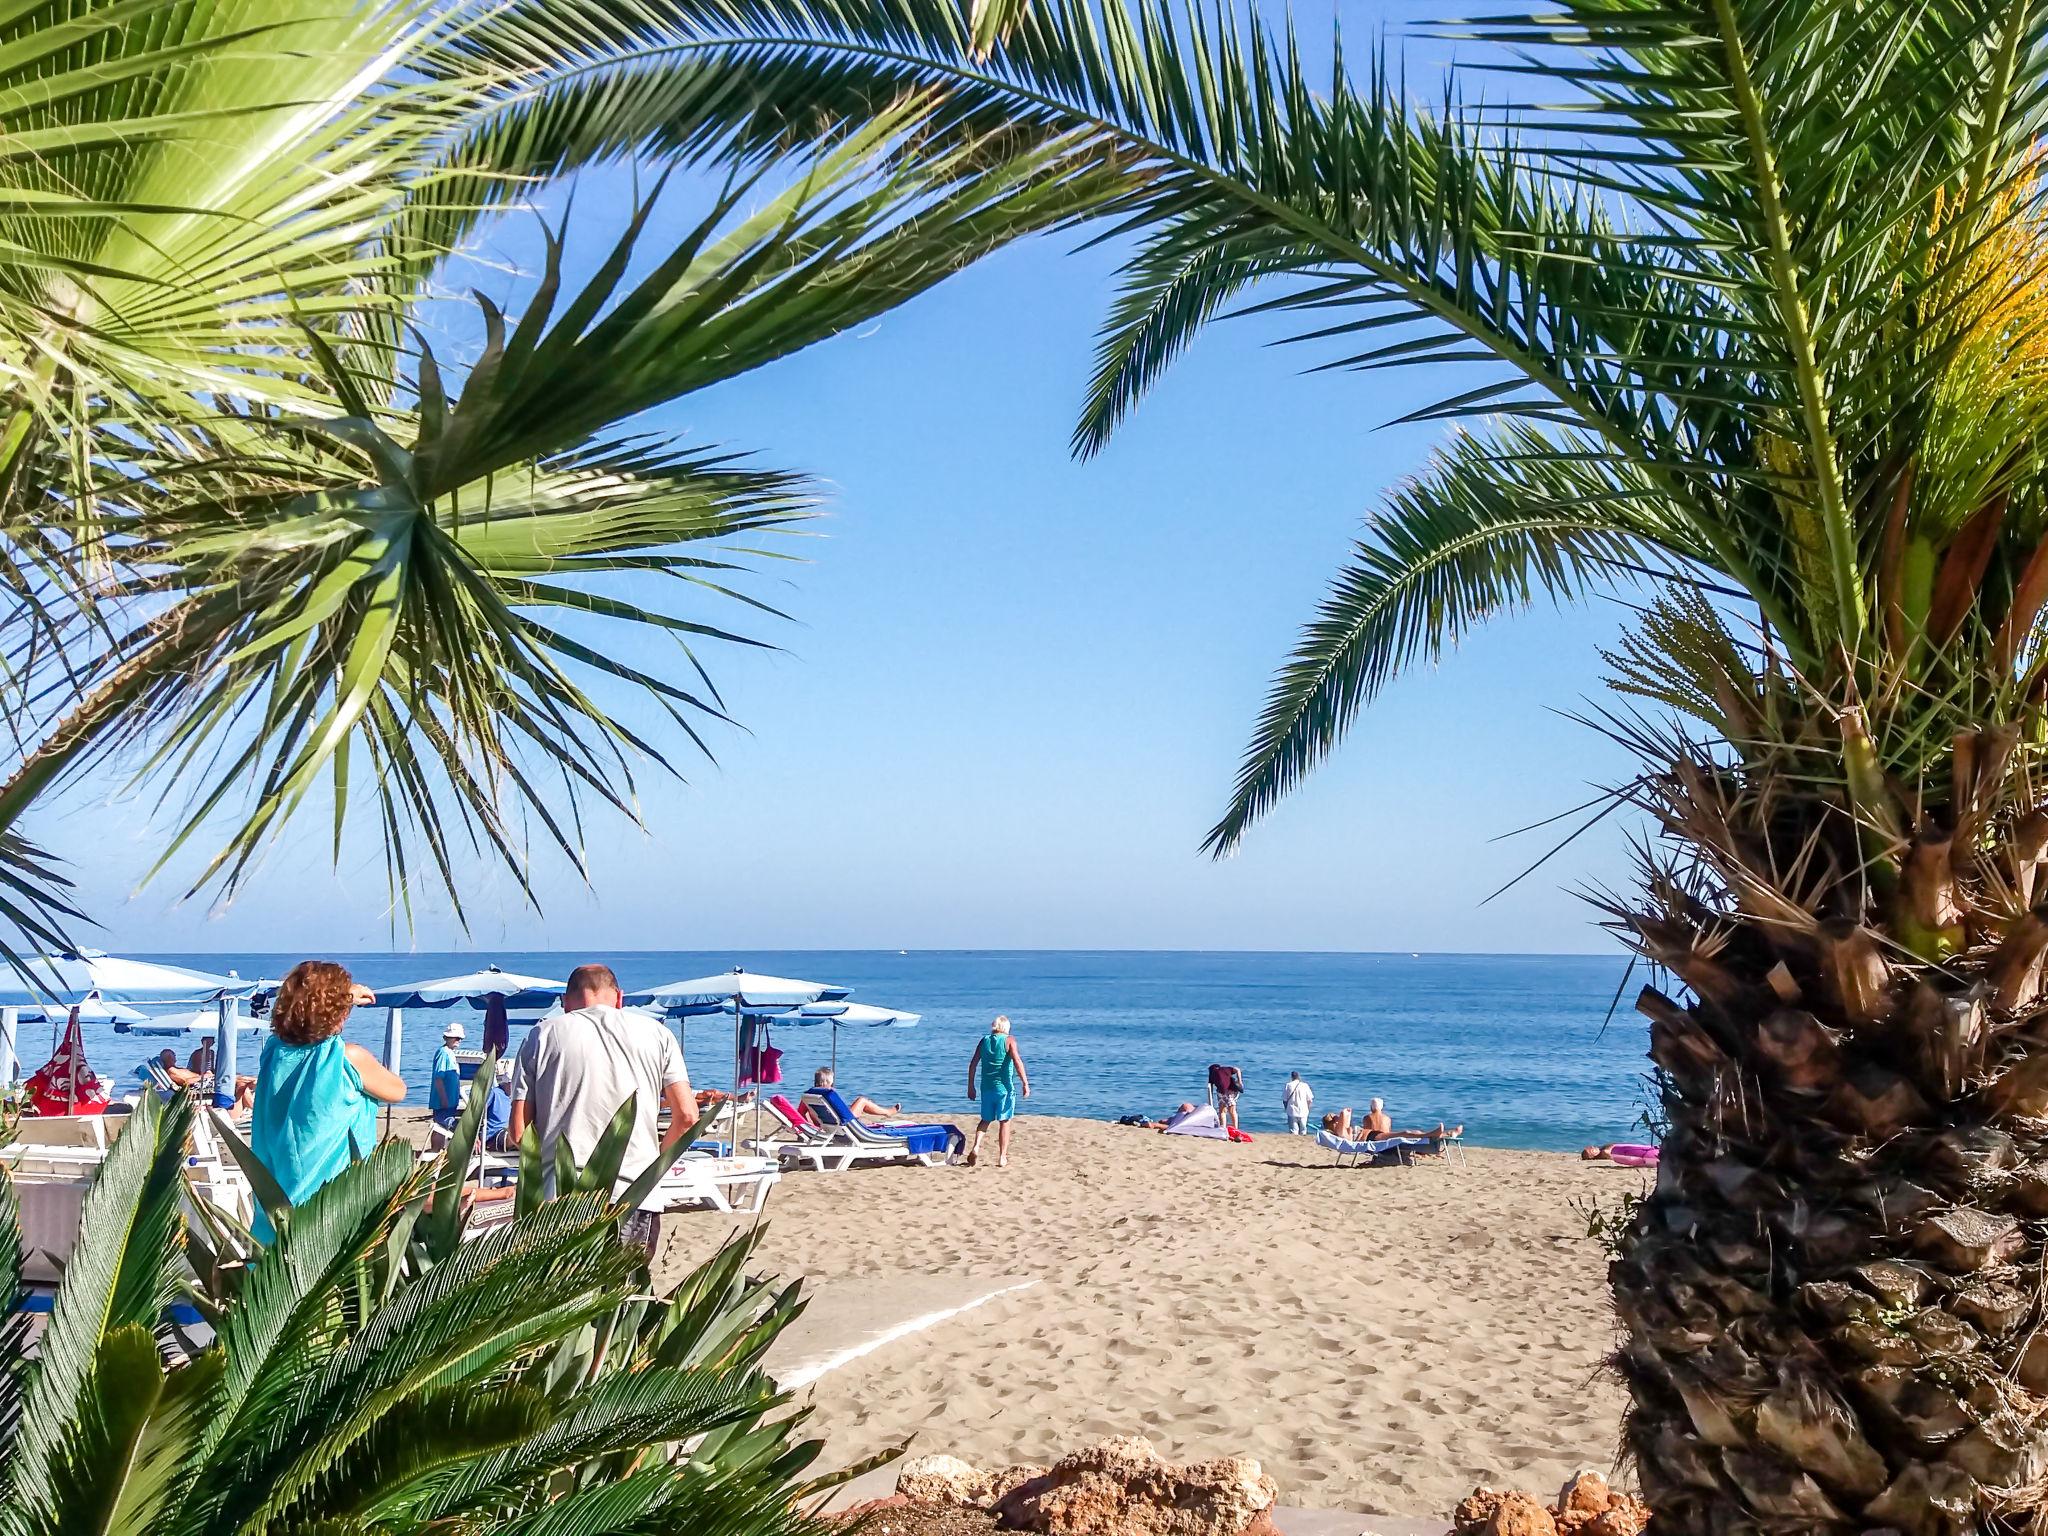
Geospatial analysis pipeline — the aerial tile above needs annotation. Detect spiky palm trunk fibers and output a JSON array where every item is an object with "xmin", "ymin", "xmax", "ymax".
[{"xmin": 1613, "ymin": 723, "xmax": 2048, "ymax": 1535}]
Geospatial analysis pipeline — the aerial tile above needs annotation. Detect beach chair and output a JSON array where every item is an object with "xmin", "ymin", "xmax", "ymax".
[
  {"xmin": 5, "ymin": 1102, "xmax": 252, "ymax": 1282},
  {"xmin": 804, "ymin": 1088, "xmax": 963, "ymax": 1160},
  {"xmin": 1314, "ymin": 1127, "xmax": 1432, "ymax": 1168},
  {"xmin": 652, "ymin": 1153, "xmax": 780, "ymax": 1214},
  {"xmin": 767, "ymin": 1094, "xmax": 940, "ymax": 1172}
]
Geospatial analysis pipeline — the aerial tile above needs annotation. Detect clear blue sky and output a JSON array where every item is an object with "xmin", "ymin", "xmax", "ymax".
[{"xmin": 43, "ymin": 6, "xmax": 1647, "ymax": 954}]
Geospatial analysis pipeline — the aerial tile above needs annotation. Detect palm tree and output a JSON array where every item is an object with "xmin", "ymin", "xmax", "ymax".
[
  {"xmin": 1, "ymin": 1087, "xmax": 848, "ymax": 1536},
  {"xmin": 0, "ymin": 0, "xmax": 1107, "ymax": 947},
  {"xmin": 507, "ymin": 0, "xmax": 2048, "ymax": 1529}
]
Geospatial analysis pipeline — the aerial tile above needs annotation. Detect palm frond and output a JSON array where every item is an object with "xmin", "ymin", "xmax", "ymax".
[{"xmin": 1205, "ymin": 426, "xmax": 1683, "ymax": 853}]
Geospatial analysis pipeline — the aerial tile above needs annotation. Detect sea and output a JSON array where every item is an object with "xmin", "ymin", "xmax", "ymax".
[{"xmin": 57, "ymin": 950, "xmax": 1655, "ymax": 1153}]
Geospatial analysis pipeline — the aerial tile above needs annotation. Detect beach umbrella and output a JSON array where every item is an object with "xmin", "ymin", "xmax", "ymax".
[
  {"xmin": 628, "ymin": 968, "xmax": 850, "ymax": 1141},
  {"xmin": 22, "ymin": 994, "xmax": 150, "ymax": 1027},
  {"xmin": 626, "ymin": 969, "xmax": 850, "ymax": 1013},
  {"xmin": 113, "ymin": 1006, "xmax": 267, "ymax": 1038},
  {"xmin": 763, "ymin": 1000, "xmax": 920, "ymax": 1075},
  {"xmin": 0, "ymin": 951, "xmax": 252, "ymax": 1089},
  {"xmin": 0, "ymin": 951, "xmax": 253, "ymax": 1007},
  {"xmin": 366, "ymin": 965, "xmax": 564, "ymax": 1086}
]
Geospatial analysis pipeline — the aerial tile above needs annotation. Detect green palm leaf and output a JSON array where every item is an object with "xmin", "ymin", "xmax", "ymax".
[{"xmin": 1204, "ymin": 426, "xmax": 1683, "ymax": 853}]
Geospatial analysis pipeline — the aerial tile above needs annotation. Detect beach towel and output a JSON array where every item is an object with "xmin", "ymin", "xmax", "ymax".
[
  {"xmin": 249, "ymin": 1033, "xmax": 377, "ymax": 1243},
  {"xmin": 25, "ymin": 1015, "xmax": 108, "ymax": 1116},
  {"xmin": 1162, "ymin": 1104, "xmax": 1231, "ymax": 1140}
]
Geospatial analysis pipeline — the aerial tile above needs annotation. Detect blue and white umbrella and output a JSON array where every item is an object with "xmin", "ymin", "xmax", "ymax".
[
  {"xmin": 367, "ymin": 965, "xmax": 565, "ymax": 1086},
  {"xmin": 763, "ymin": 1000, "xmax": 920, "ymax": 1074},
  {"xmin": 0, "ymin": 952, "xmax": 253, "ymax": 1095},
  {"xmin": 627, "ymin": 968, "xmax": 850, "ymax": 1014},
  {"xmin": 0, "ymin": 951, "xmax": 252, "ymax": 1007},
  {"xmin": 368, "ymin": 966, "xmax": 563, "ymax": 1012},
  {"xmin": 113, "ymin": 1006, "xmax": 267, "ymax": 1039},
  {"xmin": 628, "ymin": 968, "xmax": 851, "ymax": 1122}
]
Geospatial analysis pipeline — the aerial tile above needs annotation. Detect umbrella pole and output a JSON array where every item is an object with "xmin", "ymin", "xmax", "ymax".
[
  {"xmin": 831, "ymin": 1019, "xmax": 838, "ymax": 1078},
  {"xmin": 0, "ymin": 1006, "xmax": 16, "ymax": 1092},
  {"xmin": 381, "ymin": 1006, "xmax": 403, "ymax": 1138},
  {"xmin": 215, "ymin": 995, "xmax": 238, "ymax": 1110}
]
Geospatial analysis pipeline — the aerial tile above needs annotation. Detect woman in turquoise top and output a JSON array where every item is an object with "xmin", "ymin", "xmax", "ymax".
[
  {"xmin": 965, "ymin": 1014, "xmax": 1031, "ymax": 1168},
  {"xmin": 249, "ymin": 960, "xmax": 405, "ymax": 1242}
]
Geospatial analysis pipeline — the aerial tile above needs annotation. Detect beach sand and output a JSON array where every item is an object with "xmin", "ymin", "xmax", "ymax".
[{"xmin": 650, "ymin": 1114, "xmax": 1642, "ymax": 1521}]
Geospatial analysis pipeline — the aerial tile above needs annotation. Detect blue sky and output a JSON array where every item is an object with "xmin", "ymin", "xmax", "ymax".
[{"xmin": 42, "ymin": 6, "xmax": 1649, "ymax": 954}]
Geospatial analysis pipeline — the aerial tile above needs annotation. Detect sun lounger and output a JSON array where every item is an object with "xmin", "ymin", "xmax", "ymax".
[
  {"xmin": 1315, "ymin": 1127, "xmax": 1440, "ymax": 1168},
  {"xmin": 759, "ymin": 1094, "xmax": 922, "ymax": 1172},
  {"xmin": 765, "ymin": 1093, "xmax": 946, "ymax": 1171},
  {"xmin": 5, "ymin": 1099, "xmax": 250, "ymax": 1281},
  {"xmin": 652, "ymin": 1153, "xmax": 780, "ymax": 1214},
  {"xmin": 804, "ymin": 1088, "xmax": 963, "ymax": 1159}
]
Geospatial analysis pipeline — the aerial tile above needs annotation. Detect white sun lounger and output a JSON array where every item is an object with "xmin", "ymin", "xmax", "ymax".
[
  {"xmin": 5, "ymin": 1101, "xmax": 252, "ymax": 1281},
  {"xmin": 759, "ymin": 1096, "xmax": 940, "ymax": 1172},
  {"xmin": 1314, "ymin": 1127, "xmax": 1455, "ymax": 1169},
  {"xmin": 652, "ymin": 1153, "xmax": 780, "ymax": 1214}
]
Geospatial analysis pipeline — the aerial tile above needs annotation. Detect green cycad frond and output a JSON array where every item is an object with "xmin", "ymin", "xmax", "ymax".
[
  {"xmin": 6, "ymin": 1092, "xmax": 191, "ymax": 1532},
  {"xmin": 295, "ymin": 1383, "xmax": 552, "ymax": 1523},
  {"xmin": 203, "ymin": 1140, "xmax": 418, "ymax": 1463},
  {"xmin": 1204, "ymin": 427, "xmax": 1686, "ymax": 854},
  {"xmin": 393, "ymin": 1366, "xmax": 777, "ymax": 1522}
]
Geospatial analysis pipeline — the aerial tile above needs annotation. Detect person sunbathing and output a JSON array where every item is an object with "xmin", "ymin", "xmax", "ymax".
[
  {"xmin": 811, "ymin": 1067, "xmax": 899, "ymax": 1119},
  {"xmin": 1357, "ymin": 1099, "xmax": 1461, "ymax": 1141},
  {"xmin": 1151, "ymin": 1102, "xmax": 1199, "ymax": 1133},
  {"xmin": 152, "ymin": 1048, "xmax": 256, "ymax": 1109}
]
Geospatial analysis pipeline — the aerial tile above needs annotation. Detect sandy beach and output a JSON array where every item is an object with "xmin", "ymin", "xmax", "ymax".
[{"xmin": 649, "ymin": 1114, "xmax": 1642, "ymax": 1520}]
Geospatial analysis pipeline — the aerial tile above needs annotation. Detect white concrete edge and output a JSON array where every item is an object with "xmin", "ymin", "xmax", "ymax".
[{"xmin": 774, "ymin": 1278, "xmax": 1041, "ymax": 1393}]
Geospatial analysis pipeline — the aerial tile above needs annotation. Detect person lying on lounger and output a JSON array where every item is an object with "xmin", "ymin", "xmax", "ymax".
[
  {"xmin": 810, "ymin": 1067, "xmax": 899, "ymax": 1120},
  {"xmin": 1359, "ymin": 1099, "xmax": 1463, "ymax": 1140},
  {"xmin": 152, "ymin": 1048, "xmax": 256, "ymax": 1109}
]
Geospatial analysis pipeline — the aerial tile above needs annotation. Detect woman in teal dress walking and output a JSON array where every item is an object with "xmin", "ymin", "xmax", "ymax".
[{"xmin": 965, "ymin": 1014, "xmax": 1031, "ymax": 1168}]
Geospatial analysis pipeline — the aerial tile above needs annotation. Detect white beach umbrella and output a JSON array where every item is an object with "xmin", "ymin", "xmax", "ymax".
[
  {"xmin": 0, "ymin": 951, "xmax": 252, "ymax": 1006},
  {"xmin": 368, "ymin": 965, "xmax": 564, "ymax": 1010},
  {"xmin": 113, "ymin": 1006, "xmax": 267, "ymax": 1038},
  {"xmin": 23, "ymin": 993, "xmax": 150, "ymax": 1026},
  {"xmin": 626, "ymin": 968, "xmax": 850, "ymax": 1013},
  {"xmin": 763, "ymin": 1000, "xmax": 920, "ymax": 1074},
  {"xmin": 627, "ymin": 968, "xmax": 851, "ymax": 1142}
]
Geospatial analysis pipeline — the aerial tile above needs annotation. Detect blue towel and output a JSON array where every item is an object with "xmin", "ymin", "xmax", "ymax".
[{"xmin": 249, "ymin": 1034, "xmax": 377, "ymax": 1242}]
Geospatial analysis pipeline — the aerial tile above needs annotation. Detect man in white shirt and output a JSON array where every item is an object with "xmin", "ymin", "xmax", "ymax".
[
  {"xmin": 1282, "ymin": 1071, "xmax": 1314, "ymax": 1135},
  {"xmin": 507, "ymin": 962, "xmax": 697, "ymax": 1256}
]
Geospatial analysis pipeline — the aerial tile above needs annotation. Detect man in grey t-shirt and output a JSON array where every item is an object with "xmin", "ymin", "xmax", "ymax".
[{"xmin": 507, "ymin": 962, "xmax": 697, "ymax": 1256}]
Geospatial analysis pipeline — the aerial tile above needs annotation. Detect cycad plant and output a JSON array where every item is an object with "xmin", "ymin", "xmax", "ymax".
[
  {"xmin": 1, "ymin": 1087, "xmax": 842, "ymax": 1536},
  {"xmin": 0, "ymin": 0, "xmax": 1104, "ymax": 946},
  {"xmin": 535, "ymin": 0, "xmax": 2048, "ymax": 1529}
]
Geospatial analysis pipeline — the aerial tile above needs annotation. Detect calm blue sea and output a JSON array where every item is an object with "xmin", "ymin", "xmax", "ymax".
[{"xmin": 58, "ymin": 951, "xmax": 1654, "ymax": 1152}]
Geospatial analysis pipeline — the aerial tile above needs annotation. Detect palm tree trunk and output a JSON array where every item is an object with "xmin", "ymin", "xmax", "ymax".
[{"xmin": 1612, "ymin": 734, "xmax": 2048, "ymax": 1536}]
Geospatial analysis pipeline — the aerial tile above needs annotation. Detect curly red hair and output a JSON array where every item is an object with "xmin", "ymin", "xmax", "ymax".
[{"xmin": 271, "ymin": 959, "xmax": 357, "ymax": 1046}]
